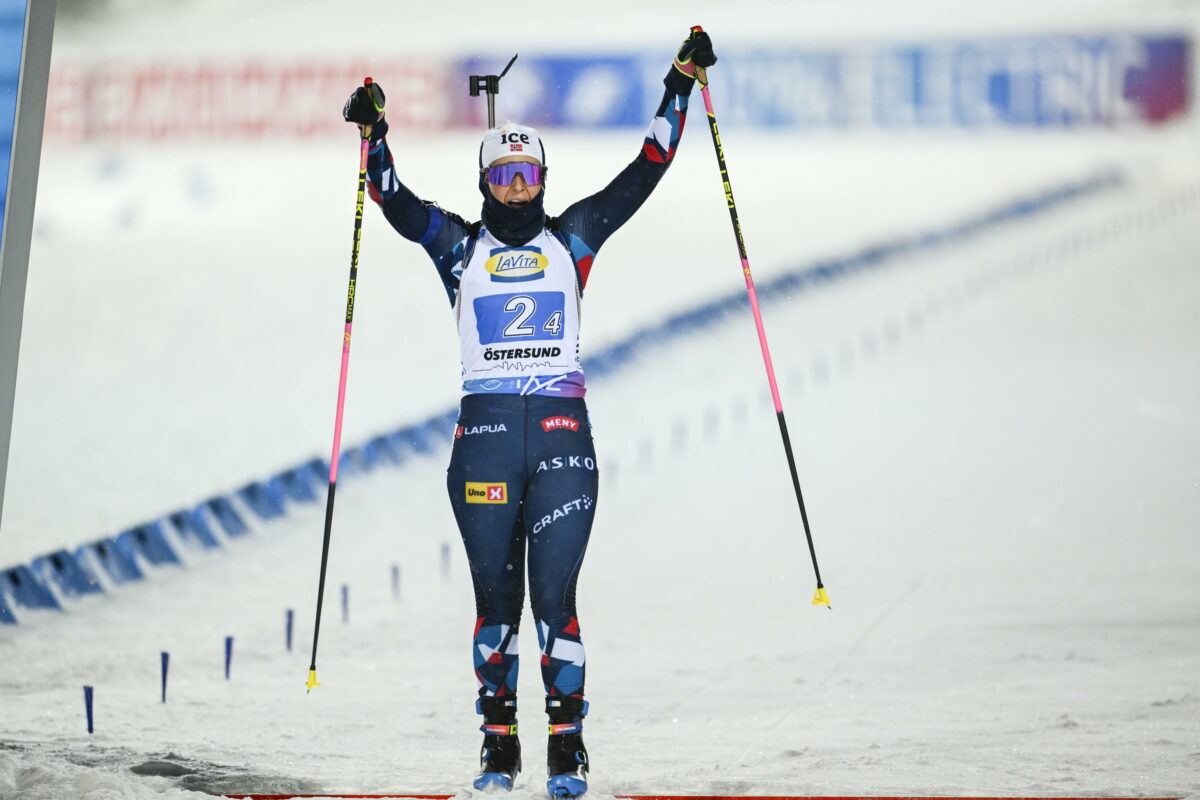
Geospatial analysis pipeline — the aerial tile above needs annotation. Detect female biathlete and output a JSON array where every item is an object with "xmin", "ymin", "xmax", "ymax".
[{"xmin": 343, "ymin": 29, "xmax": 717, "ymax": 798}]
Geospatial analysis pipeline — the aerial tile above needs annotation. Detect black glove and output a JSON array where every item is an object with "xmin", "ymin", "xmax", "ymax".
[
  {"xmin": 343, "ymin": 79, "xmax": 386, "ymax": 130},
  {"xmin": 677, "ymin": 28, "xmax": 717, "ymax": 70},
  {"xmin": 666, "ymin": 27, "xmax": 717, "ymax": 94}
]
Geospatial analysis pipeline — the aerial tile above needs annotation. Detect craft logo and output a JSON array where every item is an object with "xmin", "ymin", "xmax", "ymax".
[
  {"xmin": 466, "ymin": 482, "xmax": 508, "ymax": 504},
  {"xmin": 541, "ymin": 416, "xmax": 580, "ymax": 433},
  {"xmin": 485, "ymin": 246, "xmax": 548, "ymax": 283},
  {"xmin": 532, "ymin": 494, "xmax": 594, "ymax": 534}
]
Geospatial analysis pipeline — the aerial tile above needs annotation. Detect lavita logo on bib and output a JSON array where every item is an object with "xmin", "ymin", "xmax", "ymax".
[{"xmin": 485, "ymin": 246, "xmax": 548, "ymax": 283}]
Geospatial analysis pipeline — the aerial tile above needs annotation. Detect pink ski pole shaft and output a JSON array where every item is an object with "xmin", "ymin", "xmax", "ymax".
[
  {"xmin": 307, "ymin": 79, "xmax": 382, "ymax": 693},
  {"xmin": 692, "ymin": 35, "xmax": 829, "ymax": 608}
]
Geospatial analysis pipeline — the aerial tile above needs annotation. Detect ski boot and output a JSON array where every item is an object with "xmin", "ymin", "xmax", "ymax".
[
  {"xmin": 545, "ymin": 695, "xmax": 589, "ymax": 799},
  {"xmin": 474, "ymin": 696, "xmax": 521, "ymax": 791}
]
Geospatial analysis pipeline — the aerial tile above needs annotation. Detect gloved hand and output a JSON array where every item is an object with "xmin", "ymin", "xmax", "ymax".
[
  {"xmin": 343, "ymin": 78, "xmax": 387, "ymax": 139},
  {"xmin": 672, "ymin": 26, "xmax": 715, "ymax": 78},
  {"xmin": 667, "ymin": 27, "xmax": 717, "ymax": 93}
]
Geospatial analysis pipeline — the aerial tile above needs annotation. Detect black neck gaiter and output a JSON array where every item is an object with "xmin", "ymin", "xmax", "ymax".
[{"xmin": 479, "ymin": 173, "xmax": 547, "ymax": 246}]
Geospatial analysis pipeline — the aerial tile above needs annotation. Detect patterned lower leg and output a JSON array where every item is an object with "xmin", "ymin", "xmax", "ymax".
[
  {"xmin": 474, "ymin": 618, "xmax": 520, "ymax": 696},
  {"xmin": 537, "ymin": 616, "xmax": 586, "ymax": 697}
]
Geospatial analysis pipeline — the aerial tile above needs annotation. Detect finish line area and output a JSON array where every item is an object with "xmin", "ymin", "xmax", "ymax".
[{"xmin": 227, "ymin": 795, "xmax": 1181, "ymax": 800}]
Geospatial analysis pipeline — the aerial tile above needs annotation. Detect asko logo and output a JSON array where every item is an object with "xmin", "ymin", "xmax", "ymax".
[
  {"xmin": 465, "ymin": 482, "xmax": 508, "ymax": 504},
  {"xmin": 541, "ymin": 416, "xmax": 580, "ymax": 433}
]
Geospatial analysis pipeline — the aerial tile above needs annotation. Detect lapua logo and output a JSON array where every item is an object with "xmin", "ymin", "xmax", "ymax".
[
  {"xmin": 456, "ymin": 423, "xmax": 507, "ymax": 438},
  {"xmin": 465, "ymin": 482, "xmax": 507, "ymax": 504},
  {"xmin": 541, "ymin": 416, "xmax": 580, "ymax": 433}
]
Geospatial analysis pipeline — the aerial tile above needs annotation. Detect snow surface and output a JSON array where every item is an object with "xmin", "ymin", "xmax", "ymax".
[{"xmin": 3, "ymin": 0, "xmax": 1200, "ymax": 798}]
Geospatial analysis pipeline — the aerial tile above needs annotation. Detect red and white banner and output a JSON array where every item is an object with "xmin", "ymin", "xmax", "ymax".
[{"xmin": 45, "ymin": 59, "xmax": 455, "ymax": 142}]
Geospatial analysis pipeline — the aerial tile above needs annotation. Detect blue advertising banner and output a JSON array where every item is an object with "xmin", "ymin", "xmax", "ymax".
[
  {"xmin": 0, "ymin": 0, "xmax": 27, "ymax": 239},
  {"xmin": 456, "ymin": 34, "xmax": 1190, "ymax": 130}
]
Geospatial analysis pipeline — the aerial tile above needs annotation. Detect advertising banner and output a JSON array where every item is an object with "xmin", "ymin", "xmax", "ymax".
[{"xmin": 43, "ymin": 33, "xmax": 1191, "ymax": 142}]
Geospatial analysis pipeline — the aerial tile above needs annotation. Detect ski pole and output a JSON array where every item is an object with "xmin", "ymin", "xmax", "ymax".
[
  {"xmin": 692, "ymin": 35, "xmax": 830, "ymax": 608},
  {"xmin": 306, "ymin": 78, "xmax": 383, "ymax": 693}
]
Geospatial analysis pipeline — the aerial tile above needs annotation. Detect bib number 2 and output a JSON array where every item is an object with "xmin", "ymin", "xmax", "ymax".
[{"xmin": 475, "ymin": 291, "xmax": 567, "ymax": 344}]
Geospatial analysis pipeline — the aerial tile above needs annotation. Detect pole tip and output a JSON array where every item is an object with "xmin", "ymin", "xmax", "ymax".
[{"xmin": 305, "ymin": 668, "xmax": 321, "ymax": 693}]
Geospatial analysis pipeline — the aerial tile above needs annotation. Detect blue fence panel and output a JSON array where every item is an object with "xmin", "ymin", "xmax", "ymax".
[
  {"xmin": 236, "ymin": 481, "xmax": 286, "ymax": 521},
  {"xmin": 365, "ymin": 434, "xmax": 401, "ymax": 466},
  {"xmin": 389, "ymin": 424, "xmax": 434, "ymax": 456},
  {"xmin": 2, "ymin": 564, "xmax": 62, "ymax": 611},
  {"xmin": 166, "ymin": 508, "xmax": 221, "ymax": 550},
  {"xmin": 115, "ymin": 523, "xmax": 182, "ymax": 567},
  {"xmin": 305, "ymin": 457, "xmax": 330, "ymax": 487},
  {"xmin": 0, "ymin": 590, "xmax": 14, "ymax": 624},
  {"xmin": 267, "ymin": 467, "xmax": 319, "ymax": 504},
  {"xmin": 31, "ymin": 550, "xmax": 104, "ymax": 597},
  {"xmin": 337, "ymin": 447, "xmax": 365, "ymax": 479},
  {"xmin": 199, "ymin": 495, "xmax": 249, "ymax": 538},
  {"xmin": 77, "ymin": 538, "xmax": 144, "ymax": 584}
]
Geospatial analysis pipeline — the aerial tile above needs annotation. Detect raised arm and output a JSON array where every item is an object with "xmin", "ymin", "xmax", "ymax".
[
  {"xmin": 344, "ymin": 83, "xmax": 473, "ymax": 304},
  {"xmin": 554, "ymin": 30, "xmax": 718, "ymax": 285}
]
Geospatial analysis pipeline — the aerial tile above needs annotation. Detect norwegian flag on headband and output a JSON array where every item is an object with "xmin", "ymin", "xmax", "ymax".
[{"xmin": 510, "ymin": 143, "xmax": 523, "ymax": 152}]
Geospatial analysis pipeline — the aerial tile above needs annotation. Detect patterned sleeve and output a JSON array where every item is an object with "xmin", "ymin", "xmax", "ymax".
[
  {"xmin": 365, "ymin": 129, "xmax": 473, "ymax": 306},
  {"xmin": 553, "ymin": 78, "xmax": 691, "ymax": 290}
]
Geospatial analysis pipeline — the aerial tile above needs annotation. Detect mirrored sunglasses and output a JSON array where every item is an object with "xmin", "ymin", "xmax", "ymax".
[{"xmin": 482, "ymin": 162, "xmax": 546, "ymax": 186}]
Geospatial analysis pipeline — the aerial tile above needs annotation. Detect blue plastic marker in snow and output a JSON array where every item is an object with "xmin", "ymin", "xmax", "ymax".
[
  {"xmin": 161, "ymin": 652, "xmax": 169, "ymax": 702},
  {"xmin": 341, "ymin": 584, "xmax": 349, "ymax": 624},
  {"xmin": 83, "ymin": 685, "xmax": 94, "ymax": 733},
  {"xmin": 286, "ymin": 608, "xmax": 294, "ymax": 651},
  {"xmin": 391, "ymin": 564, "xmax": 400, "ymax": 600},
  {"xmin": 224, "ymin": 636, "xmax": 233, "ymax": 680}
]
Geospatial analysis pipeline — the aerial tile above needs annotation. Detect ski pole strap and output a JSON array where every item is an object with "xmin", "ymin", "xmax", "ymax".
[
  {"xmin": 548, "ymin": 721, "xmax": 583, "ymax": 735},
  {"xmin": 481, "ymin": 722, "xmax": 519, "ymax": 735}
]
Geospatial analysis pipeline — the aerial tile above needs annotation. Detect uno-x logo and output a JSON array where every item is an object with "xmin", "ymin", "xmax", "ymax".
[
  {"xmin": 541, "ymin": 416, "xmax": 580, "ymax": 433},
  {"xmin": 465, "ymin": 482, "xmax": 508, "ymax": 504}
]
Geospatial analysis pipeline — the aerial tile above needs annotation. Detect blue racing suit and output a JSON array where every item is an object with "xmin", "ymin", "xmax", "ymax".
[{"xmin": 364, "ymin": 73, "xmax": 693, "ymax": 700}]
